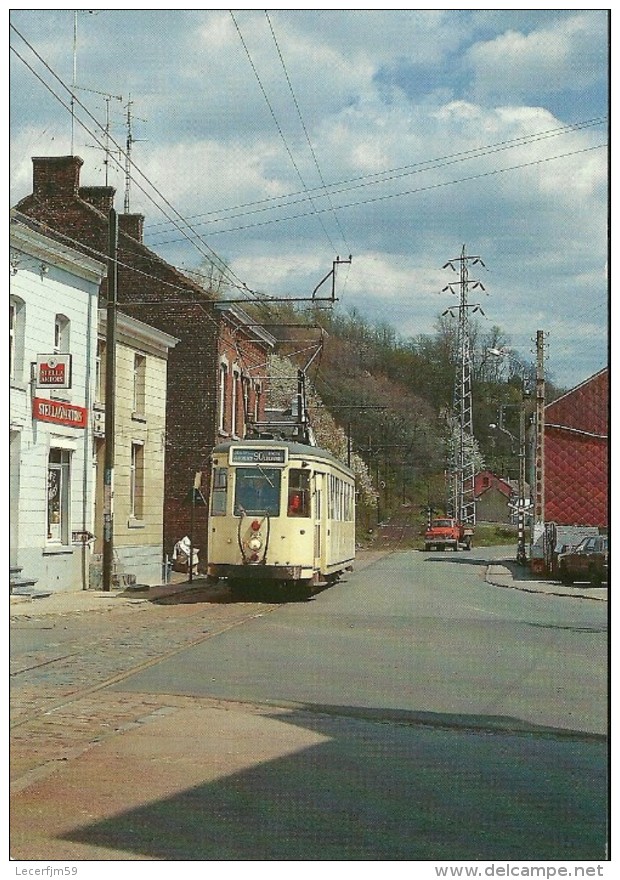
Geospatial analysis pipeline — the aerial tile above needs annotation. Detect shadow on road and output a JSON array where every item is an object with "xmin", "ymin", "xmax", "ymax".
[{"xmin": 58, "ymin": 702, "xmax": 607, "ymax": 861}]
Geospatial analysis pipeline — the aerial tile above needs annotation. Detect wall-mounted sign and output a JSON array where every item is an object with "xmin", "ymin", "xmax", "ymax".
[
  {"xmin": 33, "ymin": 397, "xmax": 87, "ymax": 429},
  {"xmin": 36, "ymin": 354, "xmax": 72, "ymax": 389}
]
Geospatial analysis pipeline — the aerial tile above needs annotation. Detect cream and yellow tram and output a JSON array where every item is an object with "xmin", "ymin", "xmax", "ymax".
[{"xmin": 207, "ymin": 439, "xmax": 355, "ymax": 598}]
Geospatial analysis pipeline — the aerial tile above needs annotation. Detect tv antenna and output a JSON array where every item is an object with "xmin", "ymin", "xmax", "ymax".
[
  {"xmin": 79, "ymin": 85, "xmax": 123, "ymax": 185},
  {"xmin": 123, "ymin": 94, "xmax": 148, "ymax": 213}
]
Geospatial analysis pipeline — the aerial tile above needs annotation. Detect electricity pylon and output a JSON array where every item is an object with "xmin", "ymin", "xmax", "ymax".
[{"xmin": 441, "ymin": 245, "xmax": 487, "ymax": 525}]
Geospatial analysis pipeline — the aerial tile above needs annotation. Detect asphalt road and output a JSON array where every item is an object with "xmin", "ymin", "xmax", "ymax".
[
  {"xmin": 113, "ymin": 547, "xmax": 608, "ymax": 736},
  {"xmin": 11, "ymin": 548, "xmax": 609, "ymax": 861}
]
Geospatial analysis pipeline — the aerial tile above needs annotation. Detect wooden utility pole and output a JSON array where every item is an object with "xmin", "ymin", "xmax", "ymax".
[
  {"xmin": 534, "ymin": 330, "xmax": 546, "ymax": 528},
  {"xmin": 102, "ymin": 208, "xmax": 118, "ymax": 591}
]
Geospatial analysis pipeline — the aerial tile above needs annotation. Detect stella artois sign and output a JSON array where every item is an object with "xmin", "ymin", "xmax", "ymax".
[
  {"xmin": 36, "ymin": 354, "xmax": 72, "ymax": 389},
  {"xmin": 33, "ymin": 397, "xmax": 87, "ymax": 429}
]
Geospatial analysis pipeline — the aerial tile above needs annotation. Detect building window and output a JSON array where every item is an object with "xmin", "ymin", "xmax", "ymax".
[
  {"xmin": 130, "ymin": 442, "xmax": 145, "ymax": 519},
  {"xmin": 218, "ymin": 362, "xmax": 228, "ymax": 433},
  {"xmin": 95, "ymin": 338, "xmax": 106, "ymax": 404},
  {"xmin": 54, "ymin": 314, "xmax": 70, "ymax": 353},
  {"xmin": 242, "ymin": 377, "xmax": 251, "ymax": 435},
  {"xmin": 254, "ymin": 381, "xmax": 262, "ymax": 422},
  {"xmin": 47, "ymin": 449, "xmax": 71, "ymax": 544},
  {"xmin": 231, "ymin": 369, "xmax": 240, "ymax": 437},
  {"xmin": 10, "ymin": 296, "xmax": 25, "ymax": 381},
  {"xmin": 133, "ymin": 353, "xmax": 146, "ymax": 416}
]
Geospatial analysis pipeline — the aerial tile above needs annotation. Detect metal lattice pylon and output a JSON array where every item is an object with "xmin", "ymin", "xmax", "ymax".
[{"xmin": 441, "ymin": 245, "xmax": 487, "ymax": 525}]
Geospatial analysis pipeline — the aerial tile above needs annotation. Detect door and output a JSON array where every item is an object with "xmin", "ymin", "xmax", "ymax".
[{"xmin": 314, "ymin": 472, "xmax": 323, "ymax": 574}]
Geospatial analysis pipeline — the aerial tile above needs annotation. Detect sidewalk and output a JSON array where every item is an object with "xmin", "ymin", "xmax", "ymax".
[
  {"xmin": 9, "ymin": 571, "xmax": 209, "ymax": 619},
  {"xmin": 485, "ymin": 558, "xmax": 608, "ymax": 601}
]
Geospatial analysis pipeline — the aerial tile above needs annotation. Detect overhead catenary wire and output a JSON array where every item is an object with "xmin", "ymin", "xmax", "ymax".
[
  {"xmin": 9, "ymin": 23, "xmax": 260, "ymax": 302},
  {"xmin": 143, "ymin": 116, "xmax": 607, "ymax": 236},
  {"xmin": 149, "ymin": 143, "xmax": 607, "ymax": 244},
  {"xmin": 229, "ymin": 10, "xmax": 338, "ymax": 254},
  {"xmin": 264, "ymin": 9, "xmax": 350, "ymax": 254}
]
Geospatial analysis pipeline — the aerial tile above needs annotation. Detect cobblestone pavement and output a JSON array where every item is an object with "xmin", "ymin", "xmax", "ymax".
[{"xmin": 10, "ymin": 584, "xmax": 278, "ymax": 792}]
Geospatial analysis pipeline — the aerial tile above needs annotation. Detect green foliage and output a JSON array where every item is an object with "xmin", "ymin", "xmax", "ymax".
[{"xmin": 260, "ymin": 301, "xmax": 556, "ymax": 522}]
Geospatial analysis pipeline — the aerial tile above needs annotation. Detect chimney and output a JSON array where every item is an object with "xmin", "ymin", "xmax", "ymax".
[
  {"xmin": 118, "ymin": 213, "xmax": 145, "ymax": 243},
  {"xmin": 79, "ymin": 186, "xmax": 116, "ymax": 215},
  {"xmin": 32, "ymin": 156, "xmax": 83, "ymax": 200}
]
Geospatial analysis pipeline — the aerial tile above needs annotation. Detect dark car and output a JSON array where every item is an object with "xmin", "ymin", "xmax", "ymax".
[{"xmin": 556, "ymin": 535, "xmax": 608, "ymax": 586}]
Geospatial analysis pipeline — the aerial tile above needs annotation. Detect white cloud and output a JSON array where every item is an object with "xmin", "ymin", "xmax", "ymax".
[
  {"xmin": 466, "ymin": 12, "xmax": 608, "ymax": 101},
  {"xmin": 9, "ymin": 8, "xmax": 608, "ymax": 389}
]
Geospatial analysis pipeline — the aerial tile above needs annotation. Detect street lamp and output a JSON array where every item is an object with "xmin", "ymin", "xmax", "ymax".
[{"xmin": 488, "ymin": 349, "xmax": 529, "ymax": 566}]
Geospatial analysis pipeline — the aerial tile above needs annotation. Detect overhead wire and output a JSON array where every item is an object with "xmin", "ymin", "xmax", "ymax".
[
  {"xmin": 264, "ymin": 9, "xmax": 350, "ymax": 254},
  {"xmin": 10, "ymin": 209, "xmax": 226, "ymax": 336},
  {"xmin": 10, "ymin": 22, "xmax": 262, "ymax": 303},
  {"xmin": 149, "ymin": 143, "xmax": 607, "ymax": 244},
  {"xmin": 144, "ymin": 116, "xmax": 606, "ymax": 236},
  {"xmin": 229, "ymin": 9, "xmax": 338, "ymax": 254}
]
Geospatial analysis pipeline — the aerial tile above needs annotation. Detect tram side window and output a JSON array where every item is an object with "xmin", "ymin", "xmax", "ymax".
[
  {"xmin": 288, "ymin": 469, "xmax": 310, "ymax": 517},
  {"xmin": 211, "ymin": 468, "xmax": 228, "ymax": 516}
]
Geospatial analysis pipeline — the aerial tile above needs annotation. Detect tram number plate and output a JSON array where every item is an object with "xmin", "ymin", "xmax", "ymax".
[{"xmin": 230, "ymin": 447, "xmax": 287, "ymax": 465}]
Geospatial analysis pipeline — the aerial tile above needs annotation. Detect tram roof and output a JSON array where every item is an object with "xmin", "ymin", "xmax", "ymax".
[{"xmin": 212, "ymin": 439, "xmax": 353, "ymax": 476}]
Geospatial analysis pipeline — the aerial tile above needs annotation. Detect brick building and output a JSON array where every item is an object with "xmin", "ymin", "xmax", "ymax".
[
  {"xmin": 15, "ymin": 155, "xmax": 274, "ymax": 568},
  {"xmin": 543, "ymin": 368, "xmax": 608, "ymax": 528}
]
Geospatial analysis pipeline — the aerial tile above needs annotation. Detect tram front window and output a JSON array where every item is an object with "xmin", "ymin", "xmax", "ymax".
[{"xmin": 234, "ymin": 467, "xmax": 281, "ymax": 516}]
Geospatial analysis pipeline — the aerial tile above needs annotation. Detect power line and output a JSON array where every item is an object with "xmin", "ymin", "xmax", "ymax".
[
  {"xmin": 264, "ymin": 10, "xmax": 350, "ymax": 254},
  {"xmin": 143, "ymin": 116, "xmax": 606, "ymax": 235},
  {"xmin": 10, "ymin": 23, "xmax": 258, "ymax": 300},
  {"xmin": 149, "ymin": 143, "xmax": 606, "ymax": 244},
  {"xmin": 229, "ymin": 10, "xmax": 338, "ymax": 253}
]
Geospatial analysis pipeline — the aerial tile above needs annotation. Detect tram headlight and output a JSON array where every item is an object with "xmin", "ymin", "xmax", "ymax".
[{"xmin": 248, "ymin": 536, "xmax": 262, "ymax": 551}]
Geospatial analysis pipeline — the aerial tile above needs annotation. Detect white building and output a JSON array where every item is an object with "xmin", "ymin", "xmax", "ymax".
[{"xmin": 10, "ymin": 214, "xmax": 106, "ymax": 593}]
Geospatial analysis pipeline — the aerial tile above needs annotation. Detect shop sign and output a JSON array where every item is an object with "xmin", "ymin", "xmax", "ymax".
[
  {"xmin": 36, "ymin": 354, "xmax": 72, "ymax": 389},
  {"xmin": 33, "ymin": 397, "xmax": 87, "ymax": 429}
]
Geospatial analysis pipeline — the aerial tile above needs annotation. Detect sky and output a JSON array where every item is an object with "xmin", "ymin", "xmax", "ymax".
[{"xmin": 9, "ymin": 5, "xmax": 610, "ymax": 390}]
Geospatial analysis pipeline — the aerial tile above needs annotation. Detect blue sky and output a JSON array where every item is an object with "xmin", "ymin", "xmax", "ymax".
[{"xmin": 9, "ymin": 6, "xmax": 609, "ymax": 389}]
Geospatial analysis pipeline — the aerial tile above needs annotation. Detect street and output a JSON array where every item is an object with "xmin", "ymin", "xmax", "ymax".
[{"xmin": 10, "ymin": 547, "xmax": 608, "ymax": 861}]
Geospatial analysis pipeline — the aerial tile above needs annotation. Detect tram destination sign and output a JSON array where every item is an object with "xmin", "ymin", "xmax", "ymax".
[{"xmin": 230, "ymin": 447, "xmax": 288, "ymax": 465}]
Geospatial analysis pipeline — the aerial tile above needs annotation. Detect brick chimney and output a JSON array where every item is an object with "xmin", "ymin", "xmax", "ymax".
[
  {"xmin": 32, "ymin": 156, "xmax": 83, "ymax": 200},
  {"xmin": 79, "ymin": 186, "xmax": 116, "ymax": 215},
  {"xmin": 118, "ymin": 213, "xmax": 145, "ymax": 243}
]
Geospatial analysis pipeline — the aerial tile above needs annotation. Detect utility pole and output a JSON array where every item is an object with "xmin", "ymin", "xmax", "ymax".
[
  {"xmin": 533, "ymin": 330, "xmax": 546, "ymax": 532},
  {"xmin": 441, "ymin": 245, "xmax": 487, "ymax": 524},
  {"xmin": 102, "ymin": 208, "xmax": 118, "ymax": 592}
]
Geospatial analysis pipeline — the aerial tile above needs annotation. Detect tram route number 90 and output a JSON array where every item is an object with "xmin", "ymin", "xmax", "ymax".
[{"xmin": 230, "ymin": 448, "xmax": 287, "ymax": 465}]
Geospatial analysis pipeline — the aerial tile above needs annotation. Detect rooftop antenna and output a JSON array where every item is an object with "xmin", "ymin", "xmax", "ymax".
[
  {"xmin": 79, "ymin": 86, "xmax": 123, "ymax": 185},
  {"xmin": 123, "ymin": 94, "xmax": 147, "ymax": 213},
  {"xmin": 71, "ymin": 10, "xmax": 98, "ymax": 154},
  {"xmin": 71, "ymin": 11, "xmax": 77, "ymax": 153}
]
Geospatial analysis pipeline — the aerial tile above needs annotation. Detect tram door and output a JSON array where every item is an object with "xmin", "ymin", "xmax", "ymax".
[{"xmin": 313, "ymin": 472, "xmax": 324, "ymax": 574}]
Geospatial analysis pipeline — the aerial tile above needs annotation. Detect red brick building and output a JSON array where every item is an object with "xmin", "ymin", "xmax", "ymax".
[
  {"xmin": 544, "ymin": 368, "xmax": 608, "ymax": 528},
  {"xmin": 15, "ymin": 155, "xmax": 274, "ymax": 566}
]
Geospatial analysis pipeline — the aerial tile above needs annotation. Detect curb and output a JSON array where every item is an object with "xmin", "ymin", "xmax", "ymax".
[{"xmin": 485, "ymin": 563, "xmax": 608, "ymax": 602}]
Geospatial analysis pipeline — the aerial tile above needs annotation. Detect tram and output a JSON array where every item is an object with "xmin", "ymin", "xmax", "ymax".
[{"xmin": 207, "ymin": 439, "xmax": 356, "ymax": 599}]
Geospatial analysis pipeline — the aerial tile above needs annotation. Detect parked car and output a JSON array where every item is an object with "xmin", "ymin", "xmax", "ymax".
[{"xmin": 556, "ymin": 535, "xmax": 608, "ymax": 586}]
